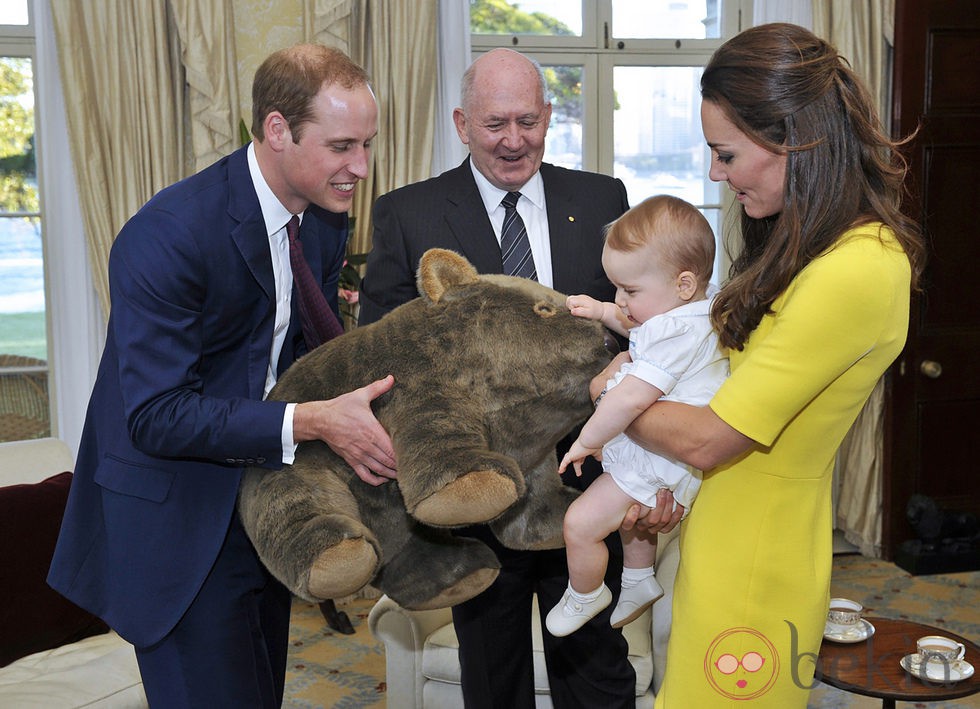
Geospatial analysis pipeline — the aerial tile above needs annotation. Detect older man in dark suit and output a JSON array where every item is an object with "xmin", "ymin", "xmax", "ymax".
[{"xmin": 359, "ymin": 48, "xmax": 635, "ymax": 709}]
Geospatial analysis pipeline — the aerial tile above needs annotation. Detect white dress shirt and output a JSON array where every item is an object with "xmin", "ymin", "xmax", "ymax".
[
  {"xmin": 469, "ymin": 162, "xmax": 553, "ymax": 288},
  {"xmin": 246, "ymin": 143, "xmax": 299, "ymax": 462}
]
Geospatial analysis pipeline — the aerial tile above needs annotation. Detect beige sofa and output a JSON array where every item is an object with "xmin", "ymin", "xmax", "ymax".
[
  {"xmin": 0, "ymin": 437, "xmax": 147, "ymax": 708},
  {"xmin": 368, "ymin": 526, "xmax": 679, "ymax": 708}
]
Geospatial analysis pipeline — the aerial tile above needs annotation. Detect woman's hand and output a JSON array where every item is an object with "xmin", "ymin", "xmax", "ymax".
[{"xmin": 622, "ymin": 488, "xmax": 684, "ymax": 534}]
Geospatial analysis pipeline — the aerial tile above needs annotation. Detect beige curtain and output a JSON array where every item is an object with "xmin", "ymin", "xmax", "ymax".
[
  {"xmin": 813, "ymin": 0, "xmax": 894, "ymax": 113},
  {"xmin": 812, "ymin": 0, "xmax": 894, "ymax": 557},
  {"xmin": 49, "ymin": 0, "xmax": 187, "ymax": 317},
  {"xmin": 345, "ymin": 1, "xmax": 438, "ymax": 259},
  {"xmin": 304, "ymin": 0, "xmax": 353, "ymax": 54},
  {"xmin": 169, "ymin": 0, "xmax": 241, "ymax": 172}
]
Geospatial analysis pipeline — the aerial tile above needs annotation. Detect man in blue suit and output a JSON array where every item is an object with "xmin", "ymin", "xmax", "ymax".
[
  {"xmin": 359, "ymin": 48, "xmax": 636, "ymax": 709},
  {"xmin": 48, "ymin": 45, "xmax": 396, "ymax": 708}
]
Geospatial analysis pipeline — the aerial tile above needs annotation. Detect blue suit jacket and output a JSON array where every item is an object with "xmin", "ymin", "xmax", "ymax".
[{"xmin": 47, "ymin": 146, "xmax": 348, "ymax": 647}]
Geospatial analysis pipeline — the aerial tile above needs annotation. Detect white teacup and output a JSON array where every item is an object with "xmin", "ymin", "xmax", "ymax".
[
  {"xmin": 917, "ymin": 635, "xmax": 966, "ymax": 665},
  {"xmin": 826, "ymin": 598, "xmax": 863, "ymax": 633}
]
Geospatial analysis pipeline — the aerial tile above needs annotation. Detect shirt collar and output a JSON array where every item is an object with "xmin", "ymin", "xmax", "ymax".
[
  {"xmin": 247, "ymin": 142, "xmax": 298, "ymax": 236},
  {"xmin": 469, "ymin": 159, "xmax": 545, "ymax": 215}
]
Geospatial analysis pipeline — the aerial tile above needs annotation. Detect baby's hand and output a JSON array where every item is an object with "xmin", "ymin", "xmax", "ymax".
[
  {"xmin": 566, "ymin": 294, "xmax": 603, "ymax": 321},
  {"xmin": 558, "ymin": 439, "xmax": 601, "ymax": 477}
]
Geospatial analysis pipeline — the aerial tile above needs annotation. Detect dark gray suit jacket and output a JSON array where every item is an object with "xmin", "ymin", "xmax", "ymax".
[{"xmin": 358, "ymin": 158, "xmax": 630, "ymax": 324}]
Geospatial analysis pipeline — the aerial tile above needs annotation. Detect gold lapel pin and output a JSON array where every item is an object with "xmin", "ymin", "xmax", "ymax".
[{"xmin": 568, "ymin": 216, "xmax": 575, "ymax": 222}]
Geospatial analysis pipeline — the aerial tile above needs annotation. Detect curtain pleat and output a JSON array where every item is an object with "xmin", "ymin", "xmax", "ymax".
[
  {"xmin": 49, "ymin": 0, "xmax": 186, "ymax": 317},
  {"xmin": 304, "ymin": 0, "xmax": 353, "ymax": 53},
  {"xmin": 812, "ymin": 0, "xmax": 894, "ymax": 557},
  {"xmin": 349, "ymin": 1, "xmax": 435, "ymax": 262},
  {"xmin": 170, "ymin": 0, "xmax": 241, "ymax": 172}
]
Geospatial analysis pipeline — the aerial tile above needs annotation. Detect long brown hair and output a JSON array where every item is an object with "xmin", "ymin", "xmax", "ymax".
[{"xmin": 702, "ymin": 23, "xmax": 925, "ymax": 350}]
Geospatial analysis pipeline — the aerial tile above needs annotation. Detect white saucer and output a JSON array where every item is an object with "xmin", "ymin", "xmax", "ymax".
[
  {"xmin": 824, "ymin": 618, "xmax": 875, "ymax": 643},
  {"xmin": 900, "ymin": 653, "xmax": 975, "ymax": 682}
]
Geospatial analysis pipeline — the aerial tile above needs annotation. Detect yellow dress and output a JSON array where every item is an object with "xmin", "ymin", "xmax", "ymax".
[{"xmin": 654, "ymin": 224, "xmax": 911, "ymax": 707}]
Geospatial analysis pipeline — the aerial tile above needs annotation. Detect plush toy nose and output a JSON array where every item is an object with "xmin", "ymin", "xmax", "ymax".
[{"xmin": 603, "ymin": 329, "xmax": 620, "ymax": 355}]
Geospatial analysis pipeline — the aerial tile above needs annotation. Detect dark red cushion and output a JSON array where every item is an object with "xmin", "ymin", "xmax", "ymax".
[{"xmin": 0, "ymin": 472, "xmax": 109, "ymax": 667}]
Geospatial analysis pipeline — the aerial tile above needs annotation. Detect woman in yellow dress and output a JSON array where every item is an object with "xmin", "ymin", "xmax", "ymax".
[{"xmin": 618, "ymin": 23, "xmax": 927, "ymax": 707}]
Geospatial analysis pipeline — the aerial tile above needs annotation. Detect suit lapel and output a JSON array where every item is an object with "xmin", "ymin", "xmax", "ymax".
[
  {"xmin": 224, "ymin": 147, "xmax": 278, "ymax": 398},
  {"xmin": 443, "ymin": 160, "xmax": 505, "ymax": 273},
  {"xmin": 541, "ymin": 163, "xmax": 585, "ymax": 293},
  {"xmin": 227, "ymin": 148, "xmax": 275, "ymax": 301}
]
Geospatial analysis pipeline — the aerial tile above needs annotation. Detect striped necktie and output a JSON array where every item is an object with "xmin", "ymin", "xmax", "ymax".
[{"xmin": 500, "ymin": 191, "xmax": 537, "ymax": 281}]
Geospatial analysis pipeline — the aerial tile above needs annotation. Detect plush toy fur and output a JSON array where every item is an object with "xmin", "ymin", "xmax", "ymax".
[{"xmin": 238, "ymin": 248, "xmax": 613, "ymax": 610}]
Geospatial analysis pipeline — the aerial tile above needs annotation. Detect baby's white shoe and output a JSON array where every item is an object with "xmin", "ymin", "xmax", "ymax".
[
  {"xmin": 546, "ymin": 584, "xmax": 612, "ymax": 637},
  {"xmin": 610, "ymin": 575, "xmax": 664, "ymax": 628}
]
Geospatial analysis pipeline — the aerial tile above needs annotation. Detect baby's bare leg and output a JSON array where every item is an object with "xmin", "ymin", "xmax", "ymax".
[
  {"xmin": 621, "ymin": 505, "xmax": 658, "ymax": 570},
  {"xmin": 563, "ymin": 473, "xmax": 639, "ymax": 593}
]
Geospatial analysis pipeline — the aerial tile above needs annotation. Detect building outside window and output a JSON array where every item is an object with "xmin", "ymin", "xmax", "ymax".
[
  {"xmin": 470, "ymin": 0, "xmax": 749, "ymax": 285},
  {"xmin": 0, "ymin": 0, "xmax": 48, "ymax": 442}
]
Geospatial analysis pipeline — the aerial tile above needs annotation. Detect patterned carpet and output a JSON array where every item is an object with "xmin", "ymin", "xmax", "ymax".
[
  {"xmin": 283, "ymin": 555, "xmax": 980, "ymax": 708},
  {"xmin": 285, "ymin": 597, "xmax": 386, "ymax": 709}
]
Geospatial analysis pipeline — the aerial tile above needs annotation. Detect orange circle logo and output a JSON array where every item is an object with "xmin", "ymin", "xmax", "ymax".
[{"xmin": 704, "ymin": 627, "xmax": 780, "ymax": 700}]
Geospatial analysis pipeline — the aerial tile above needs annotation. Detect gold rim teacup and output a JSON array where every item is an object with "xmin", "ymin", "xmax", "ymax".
[{"xmin": 917, "ymin": 635, "xmax": 966, "ymax": 666}]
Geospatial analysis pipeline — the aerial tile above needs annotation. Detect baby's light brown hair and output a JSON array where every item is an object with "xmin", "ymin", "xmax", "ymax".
[{"xmin": 605, "ymin": 195, "xmax": 716, "ymax": 291}]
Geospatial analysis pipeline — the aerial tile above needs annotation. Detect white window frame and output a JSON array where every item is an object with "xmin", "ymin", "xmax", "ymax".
[
  {"xmin": 471, "ymin": 1, "xmax": 751, "ymax": 172},
  {"xmin": 0, "ymin": 4, "xmax": 51, "ymax": 439},
  {"xmin": 470, "ymin": 0, "xmax": 752, "ymax": 279}
]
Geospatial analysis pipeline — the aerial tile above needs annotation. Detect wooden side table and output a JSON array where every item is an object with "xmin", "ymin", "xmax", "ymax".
[{"xmin": 817, "ymin": 617, "xmax": 980, "ymax": 708}]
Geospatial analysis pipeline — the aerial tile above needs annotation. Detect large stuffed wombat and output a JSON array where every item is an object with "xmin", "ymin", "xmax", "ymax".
[{"xmin": 239, "ymin": 248, "xmax": 613, "ymax": 610}]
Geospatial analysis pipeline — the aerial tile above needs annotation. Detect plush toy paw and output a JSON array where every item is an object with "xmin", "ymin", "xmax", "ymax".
[
  {"xmin": 372, "ymin": 533, "xmax": 501, "ymax": 610},
  {"xmin": 492, "ymin": 481, "xmax": 579, "ymax": 550},
  {"xmin": 307, "ymin": 536, "xmax": 380, "ymax": 600},
  {"xmin": 411, "ymin": 566, "xmax": 500, "ymax": 610},
  {"xmin": 412, "ymin": 469, "xmax": 520, "ymax": 526}
]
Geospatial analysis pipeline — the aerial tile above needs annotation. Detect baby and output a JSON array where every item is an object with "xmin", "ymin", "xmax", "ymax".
[{"xmin": 546, "ymin": 195, "xmax": 728, "ymax": 636}]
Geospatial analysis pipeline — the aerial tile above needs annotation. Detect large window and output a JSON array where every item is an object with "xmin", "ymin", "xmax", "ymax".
[
  {"xmin": 471, "ymin": 0, "xmax": 749, "ymax": 284},
  {"xmin": 0, "ymin": 0, "xmax": 48, "ymax": 442}
]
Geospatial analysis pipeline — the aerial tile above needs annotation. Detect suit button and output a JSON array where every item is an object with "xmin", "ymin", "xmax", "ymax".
[
  {"xmin": 225, "ymin": 458, "xmax": 236, "ymax": 464},
  {"xmin": 255, "ymin": 457, "xmax": 266, "ymax": 464}
]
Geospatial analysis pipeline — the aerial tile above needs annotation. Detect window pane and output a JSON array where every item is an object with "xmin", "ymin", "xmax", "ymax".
[
  {"xmin": 612, "ymin": 65, "xmax": 720, "ymax": 221},
  {"xmin": 0, "ymin": 55, "xmax": 42, "ymax": 349},
  {"xmin": 470, "ymin": 0, "xmax": 582, "ymax": 37},
  {"xmin": 613, "ymin": 0, "xmax": 722, "ymax": 39},
  {"xmin": 0, "ymin": 54, "xmax": 47, "ymax": 441},
  {"xmin": 0, "ymin": 57, "xmax": 36, "ymax": 216},
  {"xmin": 0, "ymin": 1, "xmax": 28, "ymax": 26},
  {"xmin": 0, "ymin": 216, "xmax": 44, "ymax": 346},
  {"xmin": 544, "ymin": 64, "xmax": 583, "ymax": 170}
]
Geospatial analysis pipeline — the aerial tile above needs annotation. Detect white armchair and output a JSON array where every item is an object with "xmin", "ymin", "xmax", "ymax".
[{"xmin": 368, "ymin": 527, "xmax": 679, "ymax": 708}]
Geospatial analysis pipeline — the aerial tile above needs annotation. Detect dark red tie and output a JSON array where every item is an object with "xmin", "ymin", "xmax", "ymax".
[{"xmin": 286, "ymin": 215, "xmax": 345, "ymax": 349}]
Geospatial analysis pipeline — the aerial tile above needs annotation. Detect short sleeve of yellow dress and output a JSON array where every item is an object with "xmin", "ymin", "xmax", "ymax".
[{"xmin": 654, "ymin": 224, "xmax": 911, "ymax": 708}]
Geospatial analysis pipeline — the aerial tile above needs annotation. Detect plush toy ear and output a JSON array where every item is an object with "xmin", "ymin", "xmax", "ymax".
[{"xmin": 417, "ymin": 248, "xmax": 480, "ymax": 303}]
